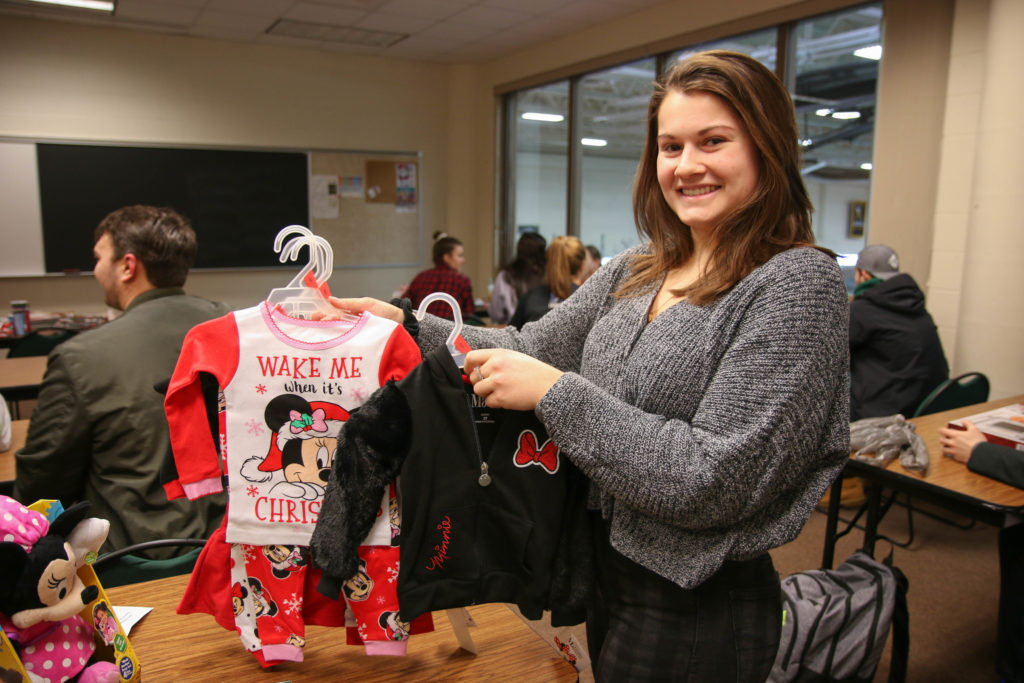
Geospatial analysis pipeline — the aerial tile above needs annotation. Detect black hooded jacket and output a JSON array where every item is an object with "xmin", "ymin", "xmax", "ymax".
[{"xmin": 849, "ymin": 273, "xmax": 949, "ymax": 420}]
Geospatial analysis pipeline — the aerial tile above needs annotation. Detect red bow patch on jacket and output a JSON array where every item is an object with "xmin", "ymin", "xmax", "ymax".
[{"xmin": 513, "ymin": 430, "xmax": 560, "ymax": 474}]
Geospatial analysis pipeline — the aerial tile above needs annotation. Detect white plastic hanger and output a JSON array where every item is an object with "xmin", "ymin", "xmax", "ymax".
[
  {"xmin": 265, "ymin": 225, "xmax": 358, "ymax": 322},
  {"xmin": 414, "ymin": 292, "xmax": 466, "ymax": 367}
]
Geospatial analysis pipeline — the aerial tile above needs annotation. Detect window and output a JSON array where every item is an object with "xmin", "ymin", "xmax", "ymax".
[
  {"xmin": 506, "ymin": 81, "xmax": 569, "ymax": 249},
  {"xmin": 792, "ymin": 4, "xmax": 883, "ymax": 287},
  {"xmin": 500, "ymin": 3, "xmax": 882, "ymax": 273},
  {"xmin": 575, "ymin": 58, "xmax": 656, "ymax": 258}
]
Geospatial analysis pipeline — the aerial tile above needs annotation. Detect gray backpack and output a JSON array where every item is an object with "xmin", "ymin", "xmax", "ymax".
[{"xmin": 769, "ymin": 550, "xmax": 909, "ymax": 683}]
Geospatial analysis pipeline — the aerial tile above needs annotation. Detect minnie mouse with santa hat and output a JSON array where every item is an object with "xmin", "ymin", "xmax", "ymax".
[{"xmin": 241, "ymin": 394, "xmax": 349, "ymax": 501}]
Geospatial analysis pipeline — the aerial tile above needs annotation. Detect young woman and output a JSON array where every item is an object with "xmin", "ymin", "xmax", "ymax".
[
  {"xmin": 329, "ymin": 51, "xmax": 849, "ymax": 680},
  {"xmin": 509, "ymin": 235, "xmax": 586, "ymax": 329},
  {"xmin": 404, "ymin": 231, "xmax": 474, "ymax": 319},
  {"xmin": 488, "ymin": 231, "xmax": 547, "ymax": 325}
]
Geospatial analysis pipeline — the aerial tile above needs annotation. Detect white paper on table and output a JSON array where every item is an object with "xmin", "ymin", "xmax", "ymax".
[{"xmin": 112, "ymin": 606, "xmax": 153, "ymax": 635}]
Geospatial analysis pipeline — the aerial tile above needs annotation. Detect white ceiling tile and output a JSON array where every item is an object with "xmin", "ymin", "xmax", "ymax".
[
  {"xmin": 417, "ymin": 20, "xmax": 497, "ymax": 43},
  {"xmin": 141, "ymin": 0, "xmax": 208, "ymax": 8},
  {"xmin": 377, "ymin": 0, "xmax": 475, "ymax": 21},
  {"xmin": 115, "ymin": 0, "xmax": 200, "ymax": 25},
  {"xmin": 316, "ymin": 41, "xmax": 386, "ymax": 55},
  {"xmin": 479, "ymin": 0, "xmax": 574, "ymax": 15},
  {"xmin": 446, "ymin": 5, "xmax": 533, "ymax": 28},
  {"xmin": 196, "ymin": 9, "xmax": 278, "ymax": 31},
  {"xmin": 310, "ymin": 0, "xmax": 392, "ymax": 10},
  {"xmin": 188, "ymin": 24, "xmax": 264, "ymax": 41},
  {"xmin": 354, "ymin": 12, "xmax": 436, "ymax": 34},
  {"xmin": 284, "ymin": 2, "xmax": 366, "ymax": 25},
  {"xmin": 208, "ymin": 0, "xmax": 291, "ymax": 14},
  {"xmin": 547, "ymin": 0, "xmax": 622, "ymax": 26}
]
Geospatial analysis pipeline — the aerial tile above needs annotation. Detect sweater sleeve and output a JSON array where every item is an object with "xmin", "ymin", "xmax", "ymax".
[
  {"xmin": 967, "ymin": 441, "xmax": 1024, "ymax": 489},
  {"xmin": 164, "ymin": 314, "xmax": 240, "ymax": 499},
  {"xmin": 536, "ymin": 250, "xmax": 850, "ymax": 530}
]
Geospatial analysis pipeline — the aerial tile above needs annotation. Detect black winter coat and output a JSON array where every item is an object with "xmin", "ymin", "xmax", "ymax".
[{"xmin": 849, "ymin": 273, "xmax": 949, "ymax": 420}]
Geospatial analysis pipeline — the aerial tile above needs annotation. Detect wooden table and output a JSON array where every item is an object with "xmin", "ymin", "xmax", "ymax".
[
  {"xmin": 0, "ymin": 355, "xmax": 47, "ymax": 391},
  {"xmin": 822, "ymin": 395, "xmax": 1024, "ymax": 567},
  {"xmin": 0, "ymin": 355, "xmax": 47, "ymax": 418},
  {"xmin": 0, "ymin": 419, "xmax": 28, "ymax": 482},
  {"xmin": 104, "ymin": 574, "xmax": 578, "ymax": 681}
]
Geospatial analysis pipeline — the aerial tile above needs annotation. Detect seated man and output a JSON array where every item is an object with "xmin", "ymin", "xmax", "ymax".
[
  {"xmin": 849, "ymin": 244, "xmax": 949, "ymax": 420},
  {"xmin": 14, "ymin": 205, "xmax": 229, "ymax": 558},
  {"xmin": 938, "ymin": 420, "xmax": 1024, "ymax": 683}
]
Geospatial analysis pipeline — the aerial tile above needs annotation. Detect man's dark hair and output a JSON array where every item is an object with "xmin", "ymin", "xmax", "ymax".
[{"xmin": 94, "ymin": 205, "xmax": 198, "ymax": 288}]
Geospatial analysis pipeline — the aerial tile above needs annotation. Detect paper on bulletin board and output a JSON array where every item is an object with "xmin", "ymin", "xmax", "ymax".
[
  {"xmin": 396, "ymin": 162, "xmax": 417, "ymax": 213},
  {"xmin": 339, "ymin": 175, "xmax": 363, "ymax": 198},
  {"xmin": 311, "ymin": 174, "xmax": 339, "ymax": 219}
]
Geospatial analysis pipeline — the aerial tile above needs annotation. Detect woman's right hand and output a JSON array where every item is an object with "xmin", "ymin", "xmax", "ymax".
[
  {"xmin": 938, "ymin": 419, "xmax": 988, "ymax": 464},
  {"xmin": 325, "ymin": 296, "xmax": 404, "ymax": 324}
]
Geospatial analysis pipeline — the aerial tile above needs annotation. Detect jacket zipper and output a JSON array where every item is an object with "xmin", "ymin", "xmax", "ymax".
[{"xmin": 462, "ymin": 391, "xmax": 492, "ymax": 487}]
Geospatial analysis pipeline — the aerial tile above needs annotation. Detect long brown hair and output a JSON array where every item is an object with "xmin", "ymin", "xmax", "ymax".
[
  {"xmin": 546, "ymin": 235, "xmax": 586, "ymax": 300},
  {"xmin": 623, "ymin": 50, "xmax": 825, "ymax": 305}
]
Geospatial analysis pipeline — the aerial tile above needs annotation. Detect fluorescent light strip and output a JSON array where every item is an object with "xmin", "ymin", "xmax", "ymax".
[
  {"xmin": 854, "ymin": 45, "xmax": 882, "ymax": 60},
  {"xmin": 521, "ymin": 112, "xmax": 564, "ymax": 122},
  {"xmin": 581, "ymin": 138, "xmax": 607, "ymax": 147},
  {"xmin": 832, "ymin": 111, "xmax": 861, "ymax": 120},
  {"xmin": 29, "ymin": 0, "xmax": 114, "ymax": 10}
]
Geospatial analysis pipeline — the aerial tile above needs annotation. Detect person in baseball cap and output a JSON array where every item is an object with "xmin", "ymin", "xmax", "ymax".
[
  {"xmin": 849, "ymin": 243, "xmax": 948, "ymax": 420},
  {"xmin": 855, "ymin": 244, "xmax": 900, "ymax": 280}
]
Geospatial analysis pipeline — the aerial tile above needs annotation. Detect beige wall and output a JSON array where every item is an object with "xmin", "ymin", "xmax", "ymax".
[
  {"xmin": 927, "ymin": 0, "xmax": 1024, "ymax": 399},
  {"xmin": 0, "ymin": 16, "xmax": 453, "ymax": 312},
  {"xmin": 868, "ymin": 0, "xmax": 954, "ymax": 282}
]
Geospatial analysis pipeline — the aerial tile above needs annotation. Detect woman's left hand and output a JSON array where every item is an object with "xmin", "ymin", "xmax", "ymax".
[{"xmin": 464, "ymin": 349, "xmax": 564, "ymax": 411}]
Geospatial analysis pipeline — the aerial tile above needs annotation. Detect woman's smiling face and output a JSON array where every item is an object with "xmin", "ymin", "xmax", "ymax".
[{"xmin": 655, "ymin": 89, "xmax": 761, "ymax": 235}]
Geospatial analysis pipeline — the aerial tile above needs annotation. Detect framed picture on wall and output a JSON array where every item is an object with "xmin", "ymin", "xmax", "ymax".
[{"xmin": 848, "ymin": 200, "xmax": 867, "ymax": 238}]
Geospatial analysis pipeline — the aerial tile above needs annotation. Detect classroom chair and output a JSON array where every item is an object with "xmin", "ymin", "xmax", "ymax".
[{"xmin": 92, "ymin": 538, "xmax": 207, "ymax": 589}]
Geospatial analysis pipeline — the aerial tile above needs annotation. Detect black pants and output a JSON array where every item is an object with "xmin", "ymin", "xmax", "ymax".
[
  {"xmin": 586, "ymin": 519, "xmax": 781, "ymax": 682},
  {"xmin": 998, "ymin": 522, "xmax": 1024, "ymax": 681}
]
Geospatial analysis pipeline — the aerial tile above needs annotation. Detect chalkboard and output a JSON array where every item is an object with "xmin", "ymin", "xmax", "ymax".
[{"xmin": 36, "ymin": 143, "xmax": 310, "ymax": 272}]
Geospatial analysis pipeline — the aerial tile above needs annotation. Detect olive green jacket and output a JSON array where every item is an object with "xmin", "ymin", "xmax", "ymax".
[{"xmin": 15, "ymin": 288, "xmax": 230, "ymax": 558}]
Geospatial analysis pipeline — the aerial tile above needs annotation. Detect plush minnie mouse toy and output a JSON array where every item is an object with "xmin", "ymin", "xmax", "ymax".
[{"xmin": 0, "ymin": 496, "xmax": 119, "ymax": 683}]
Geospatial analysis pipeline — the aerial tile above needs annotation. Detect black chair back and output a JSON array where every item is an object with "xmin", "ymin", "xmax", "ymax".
[
  {"xmin": 913, "ymin": 372, "xmax": 990, "ymax": 417},
  {"xmin": 8, "ymin": 329, "xmax": 77, "ymax": 357}
]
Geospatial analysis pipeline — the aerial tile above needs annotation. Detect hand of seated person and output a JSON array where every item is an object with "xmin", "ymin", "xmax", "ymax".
[{"xmin": 938, "ymin": 419, "xmax": 987, "ymax": 463}]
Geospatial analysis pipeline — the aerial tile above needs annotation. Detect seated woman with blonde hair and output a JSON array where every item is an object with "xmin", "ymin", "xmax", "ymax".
[{"xmin": 509, "ymin": 235, "xmax": 586, "ymax": 329}]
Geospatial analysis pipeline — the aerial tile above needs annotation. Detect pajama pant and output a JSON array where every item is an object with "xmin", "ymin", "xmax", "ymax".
[{"xmin": 230, "ymin": 542, "xmax": 407, "ymax": 666}]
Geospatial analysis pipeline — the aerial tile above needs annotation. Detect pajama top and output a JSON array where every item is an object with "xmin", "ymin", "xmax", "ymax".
[{"xmin": 164, "ymin": 302, "xmax": 420, "ymax": 546}]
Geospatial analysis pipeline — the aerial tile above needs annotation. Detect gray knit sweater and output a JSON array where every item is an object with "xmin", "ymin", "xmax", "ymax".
[{"xmin": 418, "ymin": 245, "xmax": 850, "ymax": 589}]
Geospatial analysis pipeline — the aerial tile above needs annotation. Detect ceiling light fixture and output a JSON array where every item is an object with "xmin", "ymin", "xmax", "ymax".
[
  {"xmin": 815, "ymin": 108, "xmax": 832, "ymax": 117},
  {"xmin": 831, "ymin": 111, "xmax": 861, "ymax": 120},
  {"xmin": 581, "ymin": 138, "xmax": 607, "ymax": 147},
  {"xmin": 861, "ymin": 162, "xmax": 873, "ymax": 170},
  {"xmin": 28, "ymin": 0, "xmax": 114, "ymax": 10},
  {"xmin": 854, "ymin": 45, "xmax": 882, "ymax": 60},
  {"xmin": 521, "ymin": 112, "xmax": 564, "ymax": 122}
]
